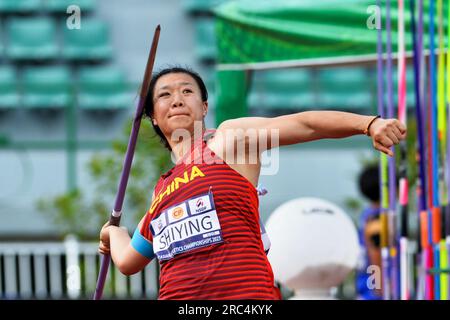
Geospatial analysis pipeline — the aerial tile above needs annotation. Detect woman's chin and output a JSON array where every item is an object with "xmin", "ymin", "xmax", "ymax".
[{"xmin": 167, "ymin": 119, "xmax": 194, "ymax": 132}]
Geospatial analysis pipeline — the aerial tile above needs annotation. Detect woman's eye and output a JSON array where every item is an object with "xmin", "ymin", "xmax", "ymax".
[
  {"xmin": 183, "ymin": 89, "xmax": 192, "ymax": 94},
  {"xmin": 159, "ymin": 92, "xmax": 169, "ymax": 98}
]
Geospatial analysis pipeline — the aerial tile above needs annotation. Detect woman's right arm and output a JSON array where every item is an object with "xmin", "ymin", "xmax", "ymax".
[
  {"xmin": 98, "ymin": 192, "xmax": 156, "ymax": 275},
  {"xmin": 99, "ymin": 218, "xmax": 152, "ymax": 276}
]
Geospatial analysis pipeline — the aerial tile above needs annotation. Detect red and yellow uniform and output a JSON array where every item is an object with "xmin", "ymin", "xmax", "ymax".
[{"xmin": 131, "ymin": 131, "xmax": 280, "ymax": 300}]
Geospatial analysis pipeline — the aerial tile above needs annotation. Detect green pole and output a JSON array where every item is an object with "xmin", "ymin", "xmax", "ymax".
[{"xmin": 66, "ymin": 92, "xmax": 77, "ymax": 192}]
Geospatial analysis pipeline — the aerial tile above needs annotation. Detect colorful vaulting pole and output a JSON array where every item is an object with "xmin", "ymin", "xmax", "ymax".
[
  {"xmin": 377, "ymin": 0, "xmax": 391, "ymax": 301},
  {"xmin": 429, "ymin": 0, "xmax": 441, "ymax": 300},
  {"xmin": 93, "ymin": 25, "xmax": 161, "ymax": 300},
  {"xmin": 436, "ymin": 0, "xmax": 448, "ymax": 300},
  {"xmin": 410, "ymin": 0, "xmax": 428, "ymax": 300},
  {"xmin": 386, "ymin": 0, "xmax": 399, "ymax": 300},
  {"xmin": 418, "ymin": 0, "xmax": 426, "ymax": 119},
  {"xmin": 441, "ymin": 0, "xmax": 450, "ymax": 300},
  {"xmin": 397, "ymin": 0, "xmax": 410, "ymax": 301},
  {"xmin": 426, "ymin": 71, "xmax": 435, "ymax": 299}
]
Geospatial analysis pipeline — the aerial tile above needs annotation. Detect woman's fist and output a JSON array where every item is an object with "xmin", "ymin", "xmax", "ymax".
[{"xmin": 369, "ymin": 118, "xmax": 407, "ymax": 157}]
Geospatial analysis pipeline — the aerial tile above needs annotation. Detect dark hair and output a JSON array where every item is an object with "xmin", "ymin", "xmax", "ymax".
[
  {"xmin": 358, "ymin": 165, "xmax": 380, "ymax": 203},
  {"xmin": 143, "ymin": 66, "xmax": 208, "ymax": 151}
]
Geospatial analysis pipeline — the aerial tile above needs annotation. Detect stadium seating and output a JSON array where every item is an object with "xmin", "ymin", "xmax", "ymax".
[
  {"xmin": 0, "ymin": 0, "xmax": 41, "ymax": 14},
  {"xmin": 22, "ymin": 65, "xmax": 73, "ymax": 109},
  {"xmin": 77, "ymin": 66, "xmax": 132, "ymax": 110},
  {"xmin": 6, "ymin": 17, "xmax": 59, "ymax": 61},
  {"xmin": 250, "ymin": 69, "xmax": 315, "ymax": 109},
  {"xmin": 62, "ymin": 18, "xmax": 113, "ymax": 62},
  {"xmin": 316, "ymin": 67, "xmax": 372, "ymax": 110},
  {"xmin": 0, "ymin": 65, "xmax": 20, "ymax": 109},
  {"xmin": 0, "ymin": 24, "xmax": 3, "ymax": 59}
]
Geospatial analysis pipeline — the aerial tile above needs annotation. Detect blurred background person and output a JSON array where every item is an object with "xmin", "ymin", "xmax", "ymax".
[{"xmin": 355, "ymin": 164, "xmax": 382, "ymax": 300}]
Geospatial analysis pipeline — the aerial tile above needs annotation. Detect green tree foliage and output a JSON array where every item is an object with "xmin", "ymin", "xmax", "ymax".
[{"xmin": 37, "ymin": 120, "xmax": 172, "ymax": 240}]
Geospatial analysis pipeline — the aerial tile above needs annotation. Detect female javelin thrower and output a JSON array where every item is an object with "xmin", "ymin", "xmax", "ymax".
[{"xmin": 99, "ymin": 66, "xmax": 406, "ymax": 300}]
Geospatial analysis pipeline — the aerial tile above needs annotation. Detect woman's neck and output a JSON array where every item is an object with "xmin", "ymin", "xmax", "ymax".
[
  {"xmin": 170, "ymin": 128, "xmax": 207, "ymax": 162},
  {"xmin": 171, "ymin": 137, "xmax": 195, "ymax": 162}
]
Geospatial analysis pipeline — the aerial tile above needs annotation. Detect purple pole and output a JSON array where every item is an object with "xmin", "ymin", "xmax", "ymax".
[
  {"xmin": 386, "ymin": 0, "xmax": 399, "ymax": 300},
  {"xmin": 410, "ymin": 0, "xmax": 428, "ymax": 251},
  {"xmin": 376, "ymin": 0, "xmax": 391, "ymax": 301},
  {"xmin": 418, "ymin": 0, "xmax": 425, "ymax": 119},
  {"xmin": 386, "ymin": 0, "xmax": 397, "ymax": 218},
  {"xmin": 93, "ymin": 25, "xmax": 161, "ymax": 300},
  {"xmin": 410, "ymin": 0, "xmax": 428, "ymax": 300}
]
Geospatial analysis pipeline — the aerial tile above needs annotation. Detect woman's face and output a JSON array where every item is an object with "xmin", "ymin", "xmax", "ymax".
[{"xmin": 152, "ymin": 72, "xmax": 208, "ymax": 141}]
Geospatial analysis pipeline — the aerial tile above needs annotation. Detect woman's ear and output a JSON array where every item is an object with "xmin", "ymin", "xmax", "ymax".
[
  {"xmin": 152, "ymin": 118, "xmax": 157, "ymax": 125},
  {"xmin": 203, "ymin": 101, "xmax": 208, "ymax": 117}
]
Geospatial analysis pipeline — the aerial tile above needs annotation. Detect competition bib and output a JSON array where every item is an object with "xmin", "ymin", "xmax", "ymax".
[{"xmin": 150, "ymin": 191, "xmax": 223, "ymax": 261}]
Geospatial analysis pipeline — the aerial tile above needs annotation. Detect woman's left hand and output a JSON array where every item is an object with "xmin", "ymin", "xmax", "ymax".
[{"xmin": 368, "ymin": 118, "xmax": 407, "ymax": 157}]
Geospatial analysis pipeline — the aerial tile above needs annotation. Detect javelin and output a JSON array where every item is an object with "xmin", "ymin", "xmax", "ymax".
[
  {"xmin": 93, "ymin": 24, "xmax": 161, "ymax": 300},
  {"xmin": 375, "ymin": 0, "xmax": 391, "ymax": 300},
  {"xmin": 410, "ymin": 0, "xmax": 428, "ymax": 300},
  {"xmin": 386, "ymin": 0, "xmax": 398, "ymax": 299},
  {"xmin": 397, "ymin": 0, "xmax": 409, "ymax": 300}
]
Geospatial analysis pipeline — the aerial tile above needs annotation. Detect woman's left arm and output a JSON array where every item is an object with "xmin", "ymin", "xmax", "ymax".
[{"xmin": 216, "ymin": 111, "xmax": 406, "ymax": 157}]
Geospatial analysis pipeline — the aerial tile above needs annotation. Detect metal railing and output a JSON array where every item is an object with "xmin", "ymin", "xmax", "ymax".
[{"xmin": 0, "ymin": 235, "xmax": 159, "ymax": 300}]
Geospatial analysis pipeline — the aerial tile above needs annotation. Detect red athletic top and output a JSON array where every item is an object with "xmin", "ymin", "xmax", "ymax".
[{"xmin": 139, "ymin": 131, "xmax": 281, "ymax": 300}]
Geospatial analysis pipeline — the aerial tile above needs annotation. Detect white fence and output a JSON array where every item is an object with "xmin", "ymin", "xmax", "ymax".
[{"xmin": 0, "ymin": 235, "xmax": 159, "ymax": 300}]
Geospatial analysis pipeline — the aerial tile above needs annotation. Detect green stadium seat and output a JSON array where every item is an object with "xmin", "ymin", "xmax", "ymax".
[
  {"xmin": 407, "ymin": 92, "xmax": 414, "ymax": 107},
  {"xmin": 77, "ymin": 66, "xmax": 132, "ymax": 110},
  {"xmin": 0, "ymin": 0, "xmax": 41, "ymax": 14},
  {"xmin": 316, "ymin": 92, "xmax": 372, "ymax": 110},
  {"xmin": 316, "ymin": 67, "xmax": 372, "ymax": 110},
  {"xmin": 44, "ymin": 0, "xmax": 96, "ymax": 14},
  {"xmin": 250, "ymin": 69, "xmax": 314, "ymax": 109},
  {"xmin": 317, "ymin": 67, "xmax": 370, "ymax": 91},
  {"xmin": 22, "ymin": 66, "xmax": 73, "ymax": 109},
  {"xmin": 0, "ymin": 66, "xmax": 20, "ymax": 109},
  {"xmin": 250, "ymin": 91, "xmax": 315, "ymax": 110},
  {"xmin": 62, "ymin": 19, "xmax": 113, "ymax": 62},
  {"xmin": 254, "ymin": 69, "xmax": 311, "ymax": 91},
  {"xmin": 6, "ymin": 17, "xmax": 59, "ymax": 61},
  {"xmin": 0, "ymin": 27, "xmax": 3, "ymax": 59},
  {"xmin": 194, "ymin": 18, "xmax": 217, "ymax": 62}
]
